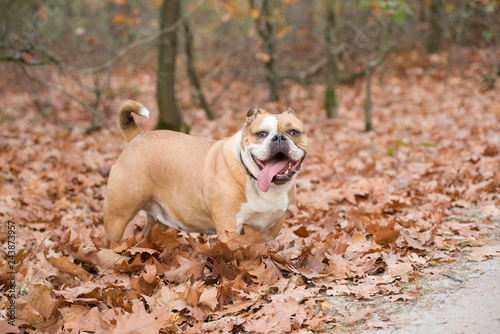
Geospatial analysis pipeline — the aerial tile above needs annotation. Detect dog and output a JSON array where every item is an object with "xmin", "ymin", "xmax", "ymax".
[{"xmin": 103, "ymin": 101, "xmax": 309, "ymax": 243}]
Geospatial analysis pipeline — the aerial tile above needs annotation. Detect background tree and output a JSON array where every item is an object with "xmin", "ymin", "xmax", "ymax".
[
  {"xmin": 359, "ymin": 0, "xmax": 410, "ymax": 131},
  {"xmin": 156, "ymin": 0, "xmax": 182, "ymax": 131},
  {"xmin": 325, "ymin": 0, "xmax": 339, "ymax": 119},
  {"xmin": 250, "ymin": 0, "xmax": 280, "ymax": 102},
  {"xmin": 428, "ymin": 0, "xmax": 443, "ymax": 53}
]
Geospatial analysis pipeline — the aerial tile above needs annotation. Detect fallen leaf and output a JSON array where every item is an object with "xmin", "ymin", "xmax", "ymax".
[
  {"xmin": 111, "ymin": 301, "xmax": 174, "ymax": 333},
  {"xmin": 199, "ymin": 286, "xmax": 218, "ymax": 310},
  {"xmin": 387, "ymin": 262, "xmax": 413, "ymax": 277},
  {"xmin": 163, "ymin": 255, "xmax": 204, "ymax": 282},
  {"xmin": 466, "ymin": 245, "xmax": 500, "ymax": 262},
  {"xmin": 366, "ymin": 219, "xmax": 401, "ymax": 247},
  {"xmin": 346, "ymin": 232, "xmax": 382, "ymax": 254}
]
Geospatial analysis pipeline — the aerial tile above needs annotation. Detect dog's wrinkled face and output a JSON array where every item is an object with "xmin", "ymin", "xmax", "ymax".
[{"xmin": 240, "ymin": 106, "xmax": 309, "ymax": 192}]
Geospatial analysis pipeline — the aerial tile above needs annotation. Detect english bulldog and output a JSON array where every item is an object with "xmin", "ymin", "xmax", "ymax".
[{"xmin": 103, "ymin": 101, "xmax": 309, "ymax": 243}]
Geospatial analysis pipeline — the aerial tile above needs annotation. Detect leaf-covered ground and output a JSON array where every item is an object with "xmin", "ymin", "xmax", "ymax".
[{"xmin": 1, "ymin": 48, "xmax": 500, "ymax": 333}]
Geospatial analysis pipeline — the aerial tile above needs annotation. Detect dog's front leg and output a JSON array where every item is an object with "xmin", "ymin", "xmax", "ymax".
[
  {"xmin": 212, "ymin": 214, "xmax": 241, "ymax": 243},
  {"xmin": 207, "ymin": 184, "xmax": 246, "ymax": 242},
  {"xmin": 262, "ymin": 216, "xmax": 285, "ymax": 244}
]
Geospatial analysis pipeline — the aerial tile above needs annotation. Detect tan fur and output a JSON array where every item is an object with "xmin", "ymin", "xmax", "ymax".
[{"xmin": 104, "ymin": 101, "xmax": 309, "ymax": 243}]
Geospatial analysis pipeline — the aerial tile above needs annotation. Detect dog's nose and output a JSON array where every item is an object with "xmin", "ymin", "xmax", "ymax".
[{"xmin": 272, "ymin": 134, "xmax": 287, "ymax": 143}]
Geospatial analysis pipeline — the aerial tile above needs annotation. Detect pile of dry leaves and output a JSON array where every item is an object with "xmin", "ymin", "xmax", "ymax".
[{"xmin": 1, "ymin": 48, "xmax": 500, "ymax": 333}]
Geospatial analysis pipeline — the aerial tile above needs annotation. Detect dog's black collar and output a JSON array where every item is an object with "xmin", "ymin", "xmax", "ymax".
[{"xmin": 239, "ymin": 152, "xmax": 257, "ymax": 181}]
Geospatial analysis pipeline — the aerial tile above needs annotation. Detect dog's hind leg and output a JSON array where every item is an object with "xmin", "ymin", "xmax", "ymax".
[
  {"xmin": 103, "ymin": 167, "xmax": 149, "ymax": 242},
  {"xmin": 142, "ymin": 213, "xmax": 168, "ymax": 238},
  {"xmin": 103, "ymin": 196, "xmax": 144, "ymax": 243},
  {"xmin": 142, "ymin": 214, "xmax": 156, "ymax": 239}
]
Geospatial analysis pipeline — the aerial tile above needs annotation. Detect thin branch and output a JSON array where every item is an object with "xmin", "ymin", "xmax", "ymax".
[
  {"xmin": 1, "ymin": 13, "xmax": 190, "ymax": 78},
  {"xmin": 63, "ymin": 11, "xmax": 192, "ymax": 75},
  {"xmin": 21, "ymin": 65, "xmax": 92, "ymax": 114},
  {"xmin": 0, "ymin": 49, "xmax": 62, "ymax": 67}
]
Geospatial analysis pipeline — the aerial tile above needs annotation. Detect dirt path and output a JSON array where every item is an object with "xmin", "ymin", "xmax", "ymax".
[
  {"xmin": 323, "ymin": 212, "xmax": 500, "ymax": 334},
  {"xmin": 325, "ymin": 255, "xmax": 500, "ymax": 333},
  {"xmin": 376, "ymin": 256, "xmax": 500, "ymax": 333}
]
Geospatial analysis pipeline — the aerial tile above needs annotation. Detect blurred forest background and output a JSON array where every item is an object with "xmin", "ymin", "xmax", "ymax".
[{"xmin": 1, "ymin": 0, "xmax": 499, "ymax": 132}]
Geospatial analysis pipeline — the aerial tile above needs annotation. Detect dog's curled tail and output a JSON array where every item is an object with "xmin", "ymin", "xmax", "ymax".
[{"xmin": 118, "ymin": 100, "xmax": 150, "ymax": 143}]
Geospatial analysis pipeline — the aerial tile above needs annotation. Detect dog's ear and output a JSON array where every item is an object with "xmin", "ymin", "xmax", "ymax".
[
  {"xmin": 247, "ymin": 105, "xmax": 261, "ymax": 118},
  {"xmin": 246, "ymin": 105, "xmax": 261, "ymax": 125},
  {"xmin": 285, "ymin": 107, "xmax": 295, "ymax": 116}
]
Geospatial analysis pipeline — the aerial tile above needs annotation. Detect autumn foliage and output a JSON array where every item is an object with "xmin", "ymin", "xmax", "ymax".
[{"xmin": 1, "ymin": 48, "xmax": 500, "ymax": 333}]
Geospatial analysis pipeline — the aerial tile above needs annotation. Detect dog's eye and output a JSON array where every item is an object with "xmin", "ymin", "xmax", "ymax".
[
  {"xmin": 256, "ymin": 131, "xmax": 268, "ymax": 138},
  {"xmin": 289, "ymin": 129, "xmax": 300, "ymax": 137}
]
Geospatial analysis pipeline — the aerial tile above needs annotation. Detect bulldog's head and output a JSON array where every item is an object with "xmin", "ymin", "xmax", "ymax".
[{"xmin": 239, "ymin": 106, "xmax": 309, "ymax": 192}]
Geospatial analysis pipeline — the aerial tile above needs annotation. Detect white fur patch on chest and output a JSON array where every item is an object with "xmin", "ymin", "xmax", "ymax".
[{"xmin": 236, "ymin": 178, "xmax": 292, "ymax": 233}]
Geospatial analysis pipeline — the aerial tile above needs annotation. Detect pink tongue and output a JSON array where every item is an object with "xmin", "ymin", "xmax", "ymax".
[{"xmin": 257, "ymin": 160, "xmax": 289, "ymax": 192}]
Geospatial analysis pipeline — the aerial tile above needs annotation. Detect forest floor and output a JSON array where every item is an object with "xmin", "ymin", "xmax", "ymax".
[{"xmin": 1, "ymin": 47, "xmax": 500, "ymax": 333}]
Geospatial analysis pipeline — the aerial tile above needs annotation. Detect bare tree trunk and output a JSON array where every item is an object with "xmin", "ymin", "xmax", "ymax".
[
  {"xmin": 325, "ymin": 0, "xmax": 338, "ymax": 119},
  {"xmin": 456, "ymin": 0, "xmax": 468, "ymax": 45},
  {"xmin": 419, "ymin": 0, "xmax": 426, "ymax": 22},
  {"xmin": 250, "ymin": 0, "xmax": 280, "ymax": 101},
  {"xmin": 89, "ymin": 72, "xmax": 106, "ymax": 133},
  {"xmin": 364, "ymin": 23, "xmax": 391, "ymax": 132},
  {"xmin": 156, "ymin": 0, "xmax": 182, "ymax": 131},
  {"xmin": 364, "ymin": 65, "xmax": 373, "ymax": 132},
  {"xmin": 183, "ymin": 19, "xmax": 214, "ymax": 120},
  {"xmin": 427, "ymin": 0, "xmax": 442, "ymax": 54}
]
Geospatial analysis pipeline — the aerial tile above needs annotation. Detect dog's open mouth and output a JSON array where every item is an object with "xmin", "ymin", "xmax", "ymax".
[{"xmin": 252, "ymin": 152, "xmax": 304, "ymax": 192}]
